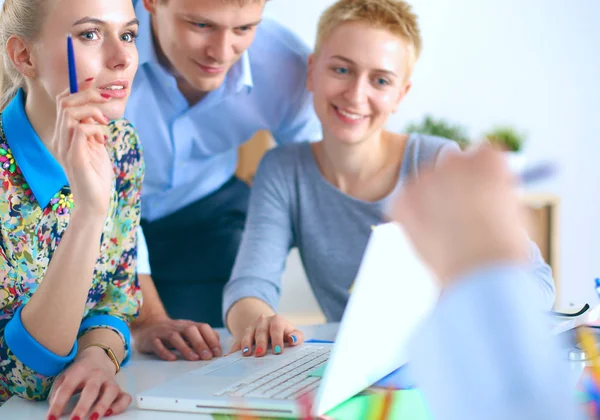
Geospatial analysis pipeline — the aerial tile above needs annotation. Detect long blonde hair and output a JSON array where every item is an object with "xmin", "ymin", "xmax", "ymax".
[{"xmin": 0, "ymin": 0, "xmax": 50, "ymax": 111}]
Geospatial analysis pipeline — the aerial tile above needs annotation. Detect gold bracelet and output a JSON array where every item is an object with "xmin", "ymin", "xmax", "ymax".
[{"xmin": 84, "ymin": 343, "xmax": 121, "ymax": 374}]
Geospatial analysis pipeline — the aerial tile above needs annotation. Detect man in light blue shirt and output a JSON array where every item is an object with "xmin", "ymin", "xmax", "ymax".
[
  {"xmin": 127, "ymin": 0, "xmax": 321, "ymax": 360},
  {"xmin": 390, "ymin": 146, "xmax": 581, "ymax": 420}
]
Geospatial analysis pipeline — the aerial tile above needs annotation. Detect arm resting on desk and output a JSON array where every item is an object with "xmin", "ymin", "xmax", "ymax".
[
  {"xmin": 222, "ymin": 150, "xmax": 295, "ymax": 330},
  {"xmin": 0, "ymin": 212, "xmax": 106, "ymax": 404},
  {"xmin": 0, "ymin": 308, "xmax": 77, "ymax": 404}
]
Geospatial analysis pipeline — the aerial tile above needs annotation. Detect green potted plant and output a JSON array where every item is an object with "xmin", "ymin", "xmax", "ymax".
[
  {"xmin": 484, "ymin": 125, "xmax": 527, "ymax": 172},
  {"xmin": 405, "ymin": 115, "xmax": 471, "ymax": 150}
]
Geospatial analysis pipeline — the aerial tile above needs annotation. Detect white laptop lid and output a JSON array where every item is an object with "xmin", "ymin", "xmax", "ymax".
[{"xmin": 313, "ymin": 222, "xmax": 440, "ymax": 416}]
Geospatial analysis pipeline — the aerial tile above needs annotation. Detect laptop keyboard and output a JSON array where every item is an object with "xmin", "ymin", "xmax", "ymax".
[{"xmin": 214, "ymin": 346, "xmax": 331, "ymax": 400}]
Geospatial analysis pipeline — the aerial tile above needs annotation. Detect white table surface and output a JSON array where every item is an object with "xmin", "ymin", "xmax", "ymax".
[{"xmin": 0, "ymin": 324, "xmax": 339, "ymax": 420}]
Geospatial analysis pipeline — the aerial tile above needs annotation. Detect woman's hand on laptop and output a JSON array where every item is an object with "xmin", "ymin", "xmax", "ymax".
[
  {"xmin": 132, "ymin": 316, "xmax": 222, "ymax": 361},
  {"xmin": 228, "ymin": 314, "xmax": 304, "ymax": 357}
]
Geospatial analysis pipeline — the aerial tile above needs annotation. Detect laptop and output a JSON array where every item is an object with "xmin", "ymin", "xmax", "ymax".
[{"xmin": 136, "ymin": 222, "xmax": 440, "ymax": 418}]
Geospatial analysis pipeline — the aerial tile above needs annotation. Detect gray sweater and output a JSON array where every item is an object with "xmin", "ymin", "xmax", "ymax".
[{"xmin": 223, "ymin": 134, "xmax": 556, "ymax": 322}]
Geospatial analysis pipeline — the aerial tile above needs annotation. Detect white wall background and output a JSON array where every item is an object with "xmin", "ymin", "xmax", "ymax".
[{"xmin": 265, "ymin": 0, "xmax": 600, "ymax": 314}]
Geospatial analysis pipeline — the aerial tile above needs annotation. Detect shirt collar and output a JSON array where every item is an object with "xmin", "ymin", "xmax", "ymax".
[
  {"xmin": 1, "ymin": 89, "xmax": 68, "ymax": 208},
  {"xmin": 227, "ymin": 51, "xmax": 254, "ymax": 94},
  {"xmin": 135, "ymin": 2, "xmax": 254, "ymax": 94}
]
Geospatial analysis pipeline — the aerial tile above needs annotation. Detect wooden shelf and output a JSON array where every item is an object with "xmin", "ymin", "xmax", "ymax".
[{"xmin": 235, "ymin": 130, "xmax": 275, "ymax": 185}]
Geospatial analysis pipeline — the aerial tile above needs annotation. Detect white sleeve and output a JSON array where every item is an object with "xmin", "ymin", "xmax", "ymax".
[{"xmin": 136, "ymin": 226, "xmax": 151, "ymax": 275}]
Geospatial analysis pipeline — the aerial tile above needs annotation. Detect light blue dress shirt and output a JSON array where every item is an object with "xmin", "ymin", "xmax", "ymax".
[
  {"xmin": 410, "ymin": 265, "xmax": 582, "ymax": 420},
  {"xmin": 126, "ymin": 1, "xmax": 321, "ymax": 222},
  {"xmin": 128, "ymin": 2, "xmax": 321, "ymax": 274}
]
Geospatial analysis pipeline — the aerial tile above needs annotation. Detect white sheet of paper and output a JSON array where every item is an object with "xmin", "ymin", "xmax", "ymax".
[{"xmin": 314, "ymin": 222, "xmax": 440, "ymax": 415}]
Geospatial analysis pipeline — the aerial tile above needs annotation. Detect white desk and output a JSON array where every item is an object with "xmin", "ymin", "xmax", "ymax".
[
  {"xmin": 1, "ymin": 322, "xmax": 589, "ymax": 419},
  {"xmin": 0, "ymin": 324, "xmax": 339, "ymax": 420}
]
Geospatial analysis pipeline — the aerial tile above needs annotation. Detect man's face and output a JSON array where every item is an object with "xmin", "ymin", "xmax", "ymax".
[{"xmin": 145, "ymin": 0, "xmax": 265, "ymax": 93}]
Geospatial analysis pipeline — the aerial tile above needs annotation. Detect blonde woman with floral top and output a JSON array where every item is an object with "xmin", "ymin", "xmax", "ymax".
[{"xmin": 0, "ymin": 0, "xmax": 143, "ymax": 419}]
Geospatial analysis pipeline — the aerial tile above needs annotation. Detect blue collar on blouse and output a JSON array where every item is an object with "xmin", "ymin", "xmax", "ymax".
[{"xmin": 1, "ymin": 88, "xmax": 68, "ymax": 208}]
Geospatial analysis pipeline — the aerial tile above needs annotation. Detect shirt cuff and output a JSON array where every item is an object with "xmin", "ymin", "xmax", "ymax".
[
  {"xmin": 79, "ymin": 315, "xmax": 132, "ymax": 365},
  {"xmin": 4, "ymin": 306, "xmax": 78, "ymax": 377}
]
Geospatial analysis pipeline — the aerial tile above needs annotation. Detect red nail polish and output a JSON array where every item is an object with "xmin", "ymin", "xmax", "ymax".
[
  {"xmin": 47, "ymin": 416, "xmax": 57, "ymax": 420},
  {"xmin": 105, "ymin": 409, "xmax": 113, "ymax": 417},
  {"xmin": 100, "ymin": 93, "xmax": 111, "ymax": 99},
  {"xmin": 256, "ymin": 347, "xmax": 263, "ymax": 354},
  {"xmin": 72, "ymin": 416, "xmax": 81, "ymax": 420},
  {"xmin": 90, "ymin": 413, "xmax": 99, "ymax": 420}
]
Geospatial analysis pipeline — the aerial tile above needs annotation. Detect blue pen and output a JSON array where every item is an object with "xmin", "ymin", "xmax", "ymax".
[
  {"xmin": 305, "ymin": 339, "xmax": 334, "ymax": 344},
  {"xmin": 67, "ymin": 34, "xmax": 78, "ymax": 94},
  {"xmin": 518, "ymin": 161, "xmax": 556, "ymax": 185}
]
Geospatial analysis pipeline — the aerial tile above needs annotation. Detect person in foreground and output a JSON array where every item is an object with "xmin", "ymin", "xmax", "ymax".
[
  {"xmin": 391, "ymin": 145, "xmax": 581, "ymax": 420},
  {"xmin": 223, "ymin": 0, "xmax": 555, "ymax": 356},
  {"xmin": 0, "ymin": 0, "xmax": 142, "ymax": 418}
]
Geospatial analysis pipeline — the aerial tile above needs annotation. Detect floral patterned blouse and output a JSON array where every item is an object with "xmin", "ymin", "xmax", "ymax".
[{"xmin": 0, "ymin": 89, "xmax": 143, "ymax": 405}]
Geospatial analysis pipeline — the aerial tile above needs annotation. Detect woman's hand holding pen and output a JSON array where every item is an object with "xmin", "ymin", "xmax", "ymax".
[
  {"xmin": 229, "ymin": 314, "xmax": 304, "ymax": 357},
  {"xmin": 52, "ymin": 78, "xmax": 113, "ymax": 218}
]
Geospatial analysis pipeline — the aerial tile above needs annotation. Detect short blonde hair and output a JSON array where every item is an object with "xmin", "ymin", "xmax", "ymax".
[{"xmin": 315, "ymin": 0, "xmax": 422, "ymax": 76}]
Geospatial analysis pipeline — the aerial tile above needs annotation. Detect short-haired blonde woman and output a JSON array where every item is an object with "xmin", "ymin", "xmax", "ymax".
[{"xmin": 223, "ymin": 0, "xmax": 555, "ymax": 357}]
